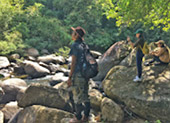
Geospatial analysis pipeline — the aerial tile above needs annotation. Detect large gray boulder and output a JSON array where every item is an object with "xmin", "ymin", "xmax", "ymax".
[
  {"xmin": 53, "ymin": 82, "xmax": 68, "ymax": 90},
  {"xmin": 13, "ymin": 63, "xmax": 26, "ymax": 75},
  {"xmin": 40, "ymin": 49, "xmax": 49, "ymax": 55},
  {"xmin": 120, "ymin": 49, "xmax": 136, "ymax": 67},
  {"xmin": 23, "ymin": 60, "xmax": 50, "ymax": 78},
  {"xmin": 93, "ymin": 41, "xmax": 130, "ymax": 81},
  {"xmin": 103, "ymin": 64, "xmax": 170, "ymax": 122},
  {"xmin": 1, "ymin": 101, "xmax": 20, "ymax": 122},
  {"xmin": 18, "ymin": 84, "xmax": 72, "ymax": 112},
  {"xmin": 47, "ymin": 63, "xmax": 60, "ymax": 73},
  {"xmin": 0, "ymin": 67, "xmax": 14, "ymax": 78},
  {"xmin": 0, "ymin": 111, "xmax": 4, "ymax": 123},
  {"xmin": 15, "ymin": 105, "xmax": 73, "ymax": 123},
  {"xmin": 0, "ymin": 78, "xmax": 27, "ymax": 104},
  {"xmin": 124, "ymin": 118, "xmax": 146, "ymax": 123},
  {"xmin": 90, "ymin": 50, "xmax": 102, "ymax": 59},
  {"xmin": 101, "ymin": 97, "xmax": 124, "ymax": 123},
  {"xmin": 37, "ymin": 55, "xmax": 65, "ymax": 64},
  {"xmin": 9, "ymin": 54, "xmax": 20, "ymax": 62},
  {"xmin": 0, "ymin": 87, "xmax": 4, "ymax": 101},
  {"xmin": 0, "ymin": 56, "xmax": 10, "ymax": 69},
  {"xmin": 49, "ymin": 73, "xmax": 68, "ymax": 86},
  {"xmin": 26, "ymin": 48, "xmax": 39, "ymax": 57},
  {"xmin": 89, "ymin": 89, "xmax": 103, "ymax": 111}
]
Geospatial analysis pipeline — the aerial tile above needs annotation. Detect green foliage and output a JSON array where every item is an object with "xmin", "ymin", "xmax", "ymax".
[
  {"xmin": 145, "ymin": 120, "xmax": 161, "ymax": 123},
  {"xmin": 156, "ymin": 120, "xmax": 161, "ymax": 123},
  {"xmin": 23, "ymin": 15, "xmax": 71, "ymax": 51},
  {"xmin": 98, "ymin": 0, "xmax": 170, "ymax": 31},
  {"xmin": 55, "ymin": 46, "xmax": 70, "ymax": 58},
  {"xmin": 0, "ymin": 30, "xmax": 24, "ymax": 55},
  {"xmin": 0, "ymin": 0, "xmax": 71, "ymax": 55},
  {"xmin": 0, "ymin": 41, "xmax": 16, "ymax": 55},
  {"xmin": 0, "ymin": 0, "xmax": 170, "ymax": 56},
  {"xmin": 43, "ymin": 0, "xmax": 125, "ymax": 51},
  {"xmin": 87, "ymin": 28, "xmax": 117, "ymax": 49}
]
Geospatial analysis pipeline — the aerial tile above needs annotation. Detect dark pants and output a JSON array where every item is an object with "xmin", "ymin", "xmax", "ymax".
[
  {"xmin": 136, "ymin": 49, "xmax": 144, "ymax": 78},
  {"xmin": 75, "ymin": 102, "xmax": 90, "ymax": 120},
  {"xmin": 150, "ymin": 56, "xmax": 169, "ymax": 65}
]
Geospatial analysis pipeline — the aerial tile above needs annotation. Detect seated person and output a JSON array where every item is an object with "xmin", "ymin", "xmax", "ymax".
[{"xmin": 145, "ymin": 40, "xmax": 170, "ymax": 66}]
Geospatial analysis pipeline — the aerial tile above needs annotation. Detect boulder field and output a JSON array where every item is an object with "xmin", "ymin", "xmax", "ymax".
[{"xmin": 0, "ymin": 42, "xmax": 169, "ymax": 122}]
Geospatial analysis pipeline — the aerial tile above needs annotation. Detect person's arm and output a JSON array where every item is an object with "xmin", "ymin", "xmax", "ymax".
[
  {"xmin": 133, "ymin": 38, "xmax": 141, "ymax": 47},
  {"xmin": 151, "ymin": 50, "xmax": 159, "ymax": 55},
  {"xmin": 150, "ymin": 47, "xmax": 159, "ymax": 55},
  {"xmin": 127, "ymin": 37, "xmax": 134, "ymax": 48},
  {"xmin": 154, "ymin": 48, "xmax": 166, "ymax": 56},
  {"xmin": 67, "ymin": 55, "xmax": 77, "ymax": 87}
]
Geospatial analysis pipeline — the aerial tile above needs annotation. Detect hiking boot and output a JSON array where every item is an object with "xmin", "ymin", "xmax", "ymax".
[
  {"xmin": 144, "ymin": 61, "xmax": 151, "ymax": 66},
  {"xmin": 133, "ymin": 76, "xmax": 142, "ymax": 82},
  {"xmin": 81, "ymin": 115, "xmax": 89, "ymax": 122},
  {"xmin": 69, "ymin": 117, "xmax": 81, "ymax": 123}
]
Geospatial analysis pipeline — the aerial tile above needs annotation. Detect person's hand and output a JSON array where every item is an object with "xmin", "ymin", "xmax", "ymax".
[
  {"xmin": 150, "ymin": 51, "xmax": 154, "ymax": 55},
  {"xmin": 67, "ymin": 78, "xmax": 72, "ymax": 87},
  {"xmin": 127, "ymin": 36, "xmax": 131, "ymax": 42}
]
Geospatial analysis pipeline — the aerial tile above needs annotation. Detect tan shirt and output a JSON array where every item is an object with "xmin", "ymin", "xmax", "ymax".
[{"xmin": 154, "ymin": 47, "xmax": 170, "ymax": 63}]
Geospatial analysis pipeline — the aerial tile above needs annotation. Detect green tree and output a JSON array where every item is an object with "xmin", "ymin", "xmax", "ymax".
[
  {"xmin": 98, "ymin": 0, "xmax": 170, "ymax": 31},
  {"xmin": 1, "ymin": 0, "xmax": 170, "ymax": 55},
  {"xmin": 0, "ymin": 0, "xmax": 25, "ymax": 55},
  {"xmin": 0, "ymin": 0, "xmax": 71, "ymax": 55}
]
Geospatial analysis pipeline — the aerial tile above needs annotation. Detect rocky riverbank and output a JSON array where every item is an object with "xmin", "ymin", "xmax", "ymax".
[{"xmin": 0, "ymin": 41, "xmax": 169, "ymax": 123}]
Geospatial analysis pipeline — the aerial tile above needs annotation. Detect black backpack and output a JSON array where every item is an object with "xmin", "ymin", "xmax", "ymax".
[{"xmin": 81, "ymin": 43, "xmax": 98, "ymax": 79}]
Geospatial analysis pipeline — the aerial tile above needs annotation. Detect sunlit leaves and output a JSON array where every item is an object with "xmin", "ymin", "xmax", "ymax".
[
  {"xmin": 0, "ymin": 0, "xmax": 71, "ymax": 55},
  {"xmin": 0, "ymin": 41, "xmax": 17, "ymax": 55},
  {"xmin": 26, "ymin": 3, "xmax": 44, "ymax": 16},
  {"xmin": 98, "ymin": 0, "xmax": 170, "ymax": 31}
]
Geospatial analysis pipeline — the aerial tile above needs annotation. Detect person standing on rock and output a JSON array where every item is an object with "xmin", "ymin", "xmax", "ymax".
[
  {"xmin": 67, "ymin": 26, "xmax": 90, "ymax": 122},
  {"xmin": 127, "ymin": 29, "xmax": 145, "ymax": 82}
]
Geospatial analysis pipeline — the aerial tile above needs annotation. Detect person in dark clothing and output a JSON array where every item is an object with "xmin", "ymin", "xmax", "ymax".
[
  {"xmin": 127, "ymin": 29, "xmax": 145, "ymax": 82},
  {"xmin": 67, "ymin": 26, "xmax": 90, "ymax": 122}
]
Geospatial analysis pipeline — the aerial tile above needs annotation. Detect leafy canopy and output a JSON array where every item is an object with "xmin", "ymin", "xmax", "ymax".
[
  {"xmin": 98, "ymin": 0, "xmax": 170, "ymax": 31},
  {"xmin": 0, "ymin": 0, "xmax": 170, "ymax": 55}
]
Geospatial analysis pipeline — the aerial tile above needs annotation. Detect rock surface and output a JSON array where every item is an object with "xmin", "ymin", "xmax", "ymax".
[
  {"xmin": 90, "ymin": 50, "xmax": 102, "ymax": 59},
  {"xmin": 89, "ymin": 89, "xmax": 103, "ymax": 110},
  {"xmin": 23, "ymin": 60, "xmax": 50, "ymax": 78},
  {"xmin": 103, "ymin": 64, "xmax": 170, "ymax": 122},
  {"xmin": 1, "ymin": 101, "xmax": 20, "ymax": 122},
  {"xmin": 93, "ymin": 41, "xmax": 130, "ymax": 81},
  {"xmin": 124, "ymin": 118, "xmax": 146, "ymax": 123},
  {"xmin": 101, "ymin": 97, "xmax": 124, "ymax": 123},
  {"xmin": 0, "ymin": 78, "xmax": 27, "ymax": 103},
  {"xmin": 53, "ymin": 82, "xmax": 68, "ymax": 90},
  {"xmin": 50, "ymin": 72, "xmax": 68, "ymax": 86},
  {"xmin": 0, "ymin": 56, "xmax": 10, "ymax": 69},
  {"xmin": 0, "ymin": 111, "xmax": 4, "ymax": 123},
  {"xmin": 37, "ymin": 55, "xmax": 65, "ymax": 64},
  {"xmin": 9, "ymin": 54, "xmax": 20, "ymax": 62},
  {"xmin": 120, "ymin": 49, "xmax": 136, "ymax": 67},
  {"xmin": 0, "ymin": 87, "xmax": 4, "ymax": 101},
  {"xmin": 18, "ymin": 84, "xmax": 72, "ymax": 112},
  {"xmin": 16, "ymin": 105, "xmax": 73, "ymax": 123},
  {"xmin": 26, "ymin": 48, "xmax": 39, "ymax": 57}
]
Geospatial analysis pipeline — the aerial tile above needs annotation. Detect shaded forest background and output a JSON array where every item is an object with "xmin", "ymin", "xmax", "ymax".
[{"xmin": 0, "ymin": 0, "xmax": 170, "ymax": 55}]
